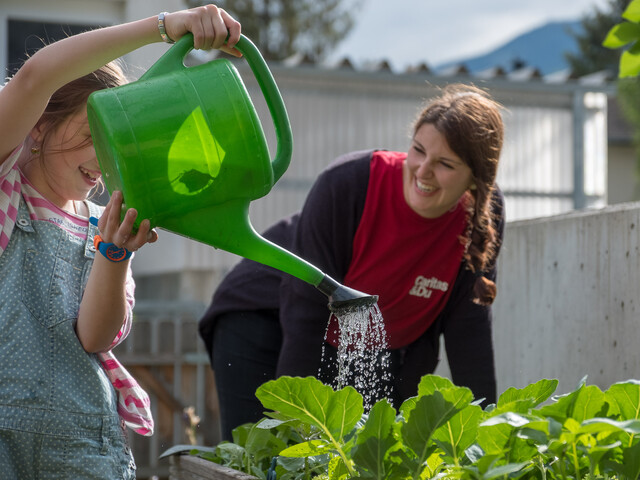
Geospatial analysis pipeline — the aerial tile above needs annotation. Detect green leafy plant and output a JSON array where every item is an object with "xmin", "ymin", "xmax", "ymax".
[
  {"xmin": 604, "ymin": 0, "xmax": 640, "ymax": 76},
  {"xmin": 183, "ymin": 375, "xmax": 640, "ymax": 479}
]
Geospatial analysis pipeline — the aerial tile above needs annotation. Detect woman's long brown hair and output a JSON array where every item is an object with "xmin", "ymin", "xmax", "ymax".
[{"xmin": 413, "ymin": 84, "xmax": 504, "ymax": 305}]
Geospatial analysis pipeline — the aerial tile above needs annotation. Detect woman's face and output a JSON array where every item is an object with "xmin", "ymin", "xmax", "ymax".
[
  {"xmin": 37, "ymin": 108, "xmax": 102, "ymax": 207},
  {"xmin": 403, "ymin": 123, "xmax": 474, "ymax": 219}
]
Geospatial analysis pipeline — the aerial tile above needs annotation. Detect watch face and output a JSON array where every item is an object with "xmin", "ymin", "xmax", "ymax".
[{"xmin": 105, "ymin": 244, "xmax": 128, "ymax": 262}]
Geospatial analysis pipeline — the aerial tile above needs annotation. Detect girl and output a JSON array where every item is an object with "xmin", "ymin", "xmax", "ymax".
[{"xmin": 0, "ymin": 4, "xmax": 241, "ymax": 477}]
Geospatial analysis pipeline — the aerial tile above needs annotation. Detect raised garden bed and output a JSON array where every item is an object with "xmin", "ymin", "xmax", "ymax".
[{"xmin": 169, "ymin": 455, "xmax": 258, "ymax": 480}]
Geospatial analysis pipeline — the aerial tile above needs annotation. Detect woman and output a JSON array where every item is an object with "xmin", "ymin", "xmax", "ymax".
[
  {"xmin": 200, "ymin": 84, "xmax": 505, "ymax": 441},
  {"xmin": 0, "ymin": 5, "xmax": 241, "ymax": 477}
]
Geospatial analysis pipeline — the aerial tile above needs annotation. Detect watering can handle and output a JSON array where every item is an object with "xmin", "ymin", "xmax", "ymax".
[{"xmin": 142, "ymin": 33, "xmax": 293, "ymax": 183}]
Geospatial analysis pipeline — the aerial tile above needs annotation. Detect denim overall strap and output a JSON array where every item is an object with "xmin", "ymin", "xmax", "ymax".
[
  {"xmin": 0, "ymin": 198, "xmax": 135, "ymax": 479},
  {"xmin": 85, "ymin": 200, "xmax": 103, "ymax": 259}
]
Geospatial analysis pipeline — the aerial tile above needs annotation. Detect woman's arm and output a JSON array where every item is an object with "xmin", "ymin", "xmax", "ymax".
[
  {"xmin": 442, "ymin": 284, "xmax": 498, "ymax": 404},
  {"xmin": 442, "ymin": 187, "xmax": 506, "ymax": 404},
  {"xmin": 0, "ymin": 5, "xmax": 241, "ymax": 163}
]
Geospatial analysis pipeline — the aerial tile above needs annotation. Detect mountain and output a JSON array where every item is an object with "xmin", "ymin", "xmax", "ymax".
[{"xmin": 435, "ymin": 20, "xmax": 583, "ymax": 76}]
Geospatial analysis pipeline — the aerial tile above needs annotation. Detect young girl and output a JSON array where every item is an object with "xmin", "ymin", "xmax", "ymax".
[{"xmin": 0, "ymin": 5, "xmax": 241, "ymax": 478}]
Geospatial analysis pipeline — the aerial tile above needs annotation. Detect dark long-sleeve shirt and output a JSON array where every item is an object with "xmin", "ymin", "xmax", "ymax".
[{"xmin": 200, "ymin": 149, "xmax": 505, "ymax": 403}]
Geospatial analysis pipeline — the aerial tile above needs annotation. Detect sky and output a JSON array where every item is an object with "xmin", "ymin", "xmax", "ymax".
[{"xmin": 328, "ymin": 0, "xmax": 614, "ymax": 71}]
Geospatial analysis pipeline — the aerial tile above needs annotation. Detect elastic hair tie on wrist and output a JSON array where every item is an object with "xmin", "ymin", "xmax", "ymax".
[{"xmin": 93, "ymin": 235, "xmax": 132, "ymax": 262}]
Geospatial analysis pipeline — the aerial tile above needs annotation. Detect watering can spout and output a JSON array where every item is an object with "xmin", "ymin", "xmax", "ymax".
[
  {"xmin": 160, "ymin": 200, "xmax": 377, "ymax": 310},
  {"xmin": 317, "ymin": 275, "xmax": 379, "ymax": 312}
]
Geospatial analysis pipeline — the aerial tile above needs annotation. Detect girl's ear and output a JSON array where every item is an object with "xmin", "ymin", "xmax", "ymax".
[{"xmin": 30, "ymin": 120, "xmax": 47, "ymax": 144}]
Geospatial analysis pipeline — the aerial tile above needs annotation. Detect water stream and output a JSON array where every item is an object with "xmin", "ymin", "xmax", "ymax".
[{"xmin": 321, "ymin": 302, "xmax": 392, "ymax": 410}]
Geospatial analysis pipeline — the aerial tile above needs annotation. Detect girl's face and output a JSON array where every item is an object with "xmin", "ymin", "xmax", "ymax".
[
  {"xmin": 403, "ymin": 123, "xmax": 474, "ymax": 219},
  {"xmin": 36, "ymin": 108, "xmax": 101, "ymax": 208}
]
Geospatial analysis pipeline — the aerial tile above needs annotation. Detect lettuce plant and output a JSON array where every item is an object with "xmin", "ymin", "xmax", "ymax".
[{"xmin": 189, "ymin": 375, "xmax": 640, "ymax": 479}]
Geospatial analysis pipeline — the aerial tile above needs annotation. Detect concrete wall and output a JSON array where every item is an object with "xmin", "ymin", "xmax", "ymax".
[
  {"xmin": 491, "ymin": 201, "xmax": 640, "ymax": 396},
  {"xmin": 608, "ymin": 143, "xmax": 640, "ymax": 205}
]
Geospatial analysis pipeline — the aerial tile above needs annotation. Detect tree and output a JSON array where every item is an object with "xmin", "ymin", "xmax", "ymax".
[
  {"xmin": 186, "ymin": 0, "xmax": 362, "ymax": 61},
  {"xmin": 603, "ymin": 0, "xmax": 640, "ymax": 76},
  {"xmin": 566, "ymin": 0, "xmax": 631, "ymax": 76}
]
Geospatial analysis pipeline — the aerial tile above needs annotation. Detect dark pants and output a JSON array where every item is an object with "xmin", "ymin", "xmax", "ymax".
[{"xmin": 211, "ymin": 310, "xmax": 282, "ymax": 441}]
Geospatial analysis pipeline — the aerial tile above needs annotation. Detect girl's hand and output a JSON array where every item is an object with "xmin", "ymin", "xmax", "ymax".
[
  {"xmin": 98, "ymin": 190, "xmax": 158, "ymax": 253},
  {"xmin": 163, "ymin": 4, "xmax": 242, "ymax": 56}
]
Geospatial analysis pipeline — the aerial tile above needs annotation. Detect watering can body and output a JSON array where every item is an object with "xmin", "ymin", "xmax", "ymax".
[
  {"xmin": 88, "ymin": 35, "xmax": 279, "ymax": 227},
  {"xmin": 87, "ymin": 34, "xmax": 376, "ymax": 307}
]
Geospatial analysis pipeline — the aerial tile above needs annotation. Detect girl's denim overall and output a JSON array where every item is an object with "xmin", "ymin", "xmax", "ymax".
[{"xmin": 0, "ymin": 199, "xmax": 135, "ymax": 479}]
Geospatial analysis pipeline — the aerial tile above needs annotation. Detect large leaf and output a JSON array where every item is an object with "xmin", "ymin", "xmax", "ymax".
[
  {"xmin": 399, "ymin": 375, "xmax": 457, "ymax": 418},
  {"xmin": 623, "ymin": 0, "xmax": 640, "ymax": 23},
  {"xmin": 432, "ymin": 404, "xmax": 483, "ymax": 462},
  {"xmin": 327, "ymin": 455, "xmax": 350, "ymax": 479},
  {"xmin": 357, "ymin": 399, "xmax": 396, "ymax": 443},
  {"xmin": 215, "ymin": 442, "xmax": 247, "ymax": 471},
  {"xmin": 401, "ymin": 390, "xmax": 470, "ymax": 464},
  {"xmin": 386, "ymin": 447, "xmax": 419, "ymax": 479},
  {"xmin": 400, "ymin": 375, "xmax": 472, "ymax": 420},
  {"xmin": 416, "ymin": 375, "xmax": 456, "ymax": 396},
  {"xmin": 482, "ymin": 412, "xmax": 531, "ymax": 429},
  {"xmin": 603, "ymin": 22, "xmax": 640, "ymax": 48},
  {"xmin": 620, "ymin": 39, "xmax": 640, "ymax": 77},
  {"xmin": 496, "ymin": 379, "xmax": 558, "ymax": 413},
  {"xmin": 606, "ymin": 379, "xmax": 640, "ymax": 420},
  {"xmin": 352, "ymin": 400, "xmax": 397, "ymax": 479},
  {"xmin": 476, "ymin": 422, "xmax": 512, "ymax": 455},
  {"xmin": 604, "ymin": 440, "xmax": 640, "ymax": 479},
  {"xmin": 569, "ymin": 385, "xmax": 606, "ymax": 422},
  {"xmin": 279, "ymin": 439, "xmax": 332, "ymax": 458},
  {"xmin": 580, "ymin": 441, "xmax": 623, "ymax": 472},
  {"xmin": 476, "ymin": 411, "xmax": 551, "ymax": 461},
  {"xmin": 159, "ymin": 444, "xmax": 213, "ymax": 459},
  {"xmin": 245, "ymin": 423, "xmax": 287, "ymax": 459},
  {"xmin": 538, "ymin": 381, "xmax": 605, "ymax": 422},
  {"xmin": 508, "ymin": 435, "xmax": 540, "ymax": 465},
  {"xmin": 579, "ymin": 417, "xmax": 640, "ymax": 435},
  {"xmin": 256, "ymin": 376, "xmax": 364, "ymax": 441}
]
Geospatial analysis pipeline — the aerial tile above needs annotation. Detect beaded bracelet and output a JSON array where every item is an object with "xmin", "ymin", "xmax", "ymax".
[{"xmin": 158, "ymin": 12, "xmax": 175, "ymax": 44}]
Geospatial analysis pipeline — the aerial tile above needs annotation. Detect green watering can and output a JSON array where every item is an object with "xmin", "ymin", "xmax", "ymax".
[{"xmin": 87, "ymin": 33, "xmax": 375, "ymax": 309}]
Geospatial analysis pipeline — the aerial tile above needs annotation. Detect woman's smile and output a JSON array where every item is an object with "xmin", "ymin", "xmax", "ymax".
[{"xmin": 415, "ymin": 179, "xmax": 437, "ymax": 194}]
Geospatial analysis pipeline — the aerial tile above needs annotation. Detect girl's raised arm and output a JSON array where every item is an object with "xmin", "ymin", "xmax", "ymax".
[{"xmin": 0, "ymin": 5, "xmax": 240, "ymax": 163}]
